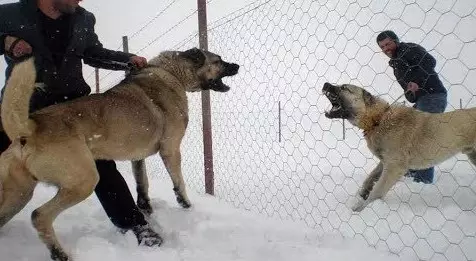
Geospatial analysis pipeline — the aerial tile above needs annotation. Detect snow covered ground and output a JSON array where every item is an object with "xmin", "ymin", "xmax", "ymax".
[{"xmin": 0, "ymin": 161, "xmax": 401, "ymax": 261}]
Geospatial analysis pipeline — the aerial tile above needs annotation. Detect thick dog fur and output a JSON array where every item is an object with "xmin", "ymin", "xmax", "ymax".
[
  {"xmin": 0, "ymin": 48, "xmax": 239, "ymax": 261},
  {"xmin": 322, "ymin": 82, "xmax": 476, "ymax": 212}
]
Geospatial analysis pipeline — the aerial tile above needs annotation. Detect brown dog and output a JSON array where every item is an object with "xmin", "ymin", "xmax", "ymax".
[
  {"xmin": 322, "ymin": 82, "xmax": 476, "ymax": 212},
  {"xmin": 0, "ymin": 48, "xmax": 239, "ymax": 261}
]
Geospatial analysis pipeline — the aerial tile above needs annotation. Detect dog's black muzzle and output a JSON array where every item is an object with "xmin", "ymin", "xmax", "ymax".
[
  {"xmin": 201, "ymin": 62, "xmax": 239, "ymax": 93},
  {"xmin": 322, "ymin": 82, "xmax": 346, "ymax": 119},
  {"xmin": 322, "ymin": 82, "xmax": 337, "ymax": 94},
  {"xmin": 222, "ymin": 62, "xmax": 240, "ymax": 77}
]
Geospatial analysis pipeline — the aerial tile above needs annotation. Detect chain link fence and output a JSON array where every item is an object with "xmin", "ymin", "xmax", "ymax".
[
  {"xmin": 97, "ymin": 0, "xmax": 476, "ymax": 260},
  {"xmin": 165, "ymin": 0, "xmax": 476, "ymax": 260}
]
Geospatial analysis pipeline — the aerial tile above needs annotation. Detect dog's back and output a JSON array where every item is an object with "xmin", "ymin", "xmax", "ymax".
[{"xmin": 374, "ymin": 105, "xmax": 476, "ymax": 169}]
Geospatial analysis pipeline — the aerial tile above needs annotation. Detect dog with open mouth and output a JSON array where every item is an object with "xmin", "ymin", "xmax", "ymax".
[
  {"xmin": 0, "ymin": 47, "xmax": 239, "ymax": 261},
  {"xmin": 322, "ymin": 82, "xmax": 476, "ymax": 212}
]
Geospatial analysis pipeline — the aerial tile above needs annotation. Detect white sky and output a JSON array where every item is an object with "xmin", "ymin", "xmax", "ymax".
[{"xmin": 0, "ymin": 0, "xmax": 255, "ymax": 90}]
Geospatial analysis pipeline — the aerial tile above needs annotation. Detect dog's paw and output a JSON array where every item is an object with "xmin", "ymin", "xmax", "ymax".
[
  {"xmin": 178, "ymin": 198, "xmax": 192, "ymax": 208},
  {"xmin": 137, "ymin": 197, "xmax": 153, "ymax": 215},
  {"xmin": 50, "ymin": 246, "xmax": 70, "ymax": 261},
  {"xmin": 173, "ymin": 187, "xmax": 191, "ymax": 209},
  {"xmin": 359, "ymin": 188, "xmax": 370, "ymax": 201},
  {"xmin": 351, "ymin": 198, "xmax": 367, "ymax": 212}
]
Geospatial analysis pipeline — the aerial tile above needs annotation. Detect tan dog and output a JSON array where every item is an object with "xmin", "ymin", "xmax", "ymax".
[
  {"xmin": 0, "ymin": 48, "xmax": 240, "ymax": 261},
  {"xmin": 322, "ymin": 82, "xmax": 476, "ymax": 212}
]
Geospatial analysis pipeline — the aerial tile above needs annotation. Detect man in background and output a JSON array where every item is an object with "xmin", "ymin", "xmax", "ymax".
[
  {"xmin": 376, "ymin": 30, "xmax": 448, "ymax": 184},
  {"xmin": 0, "ymin": 0, "xmax": 162, "ymax": 246}
]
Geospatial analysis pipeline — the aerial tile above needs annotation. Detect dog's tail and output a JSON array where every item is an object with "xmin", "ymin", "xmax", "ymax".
[{"xmin": 1, "ymin": 57, "xmax": 37, "ymax": 140}]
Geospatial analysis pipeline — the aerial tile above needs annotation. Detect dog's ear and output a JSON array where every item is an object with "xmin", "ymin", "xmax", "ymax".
[
  {"xmin": 181, "ymin": 48, "xmax": 206, "ymax": 67},
  {"xmin": 362, "ymin": 90, "xmax": 375, "ymax": 106}
]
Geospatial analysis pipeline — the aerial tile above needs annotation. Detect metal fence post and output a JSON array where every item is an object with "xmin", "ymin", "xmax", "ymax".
[
  {"xmin": 279, "ymin": 101, "xmax": 282, "ymax": 143},
  {"xmin": 198, "ymin": 0, "xmax": 214, "ymax": 195},
  {"xmin": 95, "ymin": 68, "xmax": 100, "ymax": 93},
  {"xmin": 342, "ymin": 119, "xmax": 345, "ymax": 139}
]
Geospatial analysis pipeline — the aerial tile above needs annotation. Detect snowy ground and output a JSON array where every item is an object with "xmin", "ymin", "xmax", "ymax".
[{"xmin": 0, "ymin": 161, "xmax": 401, "ymax": 261}]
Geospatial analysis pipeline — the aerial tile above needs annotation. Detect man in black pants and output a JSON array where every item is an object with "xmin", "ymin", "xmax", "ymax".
[{"xmin": 0, "ymin": 0, "xmax": 162, "ymax": 246}]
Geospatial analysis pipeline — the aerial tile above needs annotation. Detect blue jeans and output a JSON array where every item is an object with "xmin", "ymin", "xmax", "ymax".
[{"xmin": 409, "ymin": 93, "xmax": 448, "ymax": 183}]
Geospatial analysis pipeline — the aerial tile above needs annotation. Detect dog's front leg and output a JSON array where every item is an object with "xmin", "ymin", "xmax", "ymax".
[
  {"xmin": 132, "ymin": 159, "xmax": 153, "ymax": 215},
  {"xmin": 358, "ymin": 162, "xmax": 383, "ymax": 200},
  {"xmin": 352, "ymin": 162, "xmax": 383, "ymax": 212},
  {"xmin": 160, "ymin": 149, "xmax": 191, "ymax": 208},
  {"xmin": 352, "ymin": 162, "xmax": 404, "ymax": 212}
]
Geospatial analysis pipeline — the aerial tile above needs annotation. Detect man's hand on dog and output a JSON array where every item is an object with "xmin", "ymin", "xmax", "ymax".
[
  {"xmin": 130, "ymin": 55, "xmax": 148, "ymax": 68},
  {"xmin": 4, "ymin": 36, "xmax": 32, "ymax": 58},
  {"xmin": 407, "ymin": 81, "xmax": 419, "ymax": 93}
]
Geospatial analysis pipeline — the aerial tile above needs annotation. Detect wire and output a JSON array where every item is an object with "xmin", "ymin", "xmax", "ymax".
[
  {"xmin": 86, "ymin": 0, "xmax": 182, "ymax": 81},
  {"xmin": 128, "ymin": 0, "xmax": 181, "ymax": 40},
  {"xmin": 97, "ymin": 0, "xmax": 233, "ymax": 85},
  {"xmin": 135, "ymin": 9, "xmax": 199, "ymax": 54},
  {"xmin": 209, "ymin": 0, "xmax": 272, "ymax": 31}
]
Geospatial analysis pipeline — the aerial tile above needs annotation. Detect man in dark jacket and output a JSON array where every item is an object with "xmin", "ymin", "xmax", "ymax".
[
  {"xmin": 377, "ymin": 30, "xmax": 448, "ymax": 184},
  {"xmin": 0, "ymin": 0, "xmax": 163, "ymax": 246}
]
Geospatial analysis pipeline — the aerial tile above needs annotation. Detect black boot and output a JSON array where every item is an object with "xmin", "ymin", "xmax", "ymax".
[{"xmin": 131, "ymin": 224, "xmax": 163, "ymax": 247}]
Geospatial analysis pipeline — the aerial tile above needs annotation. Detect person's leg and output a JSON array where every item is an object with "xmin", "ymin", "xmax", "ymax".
[
  {"xmin": 94, "ymin": 159, "xmax": 163, "ymax": 246},
  {"xmin": 404, "ymin": 103, "xmax": 419, "ymax": 177},
  {"xmin": 416, "ymin": 93, "xmax": 447, "ymax": 113},
  {"xmin": 410, "ymin": 93, "xmax": 447, "ymax": 184},
  {"xmin": 0, "ymin": 130, "xmax": 11, "ymax": 152}
]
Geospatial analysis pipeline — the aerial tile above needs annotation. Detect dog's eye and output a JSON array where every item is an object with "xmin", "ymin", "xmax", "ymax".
[{"xmin": 342, "ymin": 85, "xmax": 352, "ymax": 93}]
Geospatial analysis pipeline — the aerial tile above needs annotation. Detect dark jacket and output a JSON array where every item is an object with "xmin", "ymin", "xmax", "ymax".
[
  {"xmin": 0, "ymin": 0, "xmax": 134, "ymax": 111},
  {"xmin": 389, "ymin": 42, "xmax": 447, "ymax": 103}
]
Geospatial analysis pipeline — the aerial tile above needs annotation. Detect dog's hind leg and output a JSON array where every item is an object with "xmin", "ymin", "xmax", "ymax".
[
  {"xmin": 160, "ymin": 148, "xmax": 191, "ymax": 208},
  {"xmin": 352, "ymin": 163, "xmax": 404, "ymax": 212},
  {"xmin": 132, "ymin": 159, "xmax": 152, "ymax": 215},
  {"xmin": 32, "ymin": 184, "xmax": 97, "ymax": 261},
  {"xmin": 29, "ymin": 143, "xmax": 99, "ymax": 261},
  {"xmin": 464, "ymin": 148, "xmax": 476, "ymax": 167},
  {"xmin": 0, "ymin": 155, "xmax": 37, "ymax": 227}
]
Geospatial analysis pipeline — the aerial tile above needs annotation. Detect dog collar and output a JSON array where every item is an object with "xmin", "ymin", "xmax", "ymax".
[{"xmin": 362, "ymin": 105, "xmax": 391, "ymax": 137}]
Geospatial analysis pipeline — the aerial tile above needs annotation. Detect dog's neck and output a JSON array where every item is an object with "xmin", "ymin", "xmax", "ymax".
[
  {"xmin": 356, "ymin": 102, "xmax": 391, "ymax": 137},
  {"xmin": 147, "ymin": 51, "xmax": 200, "ymax": 90}
]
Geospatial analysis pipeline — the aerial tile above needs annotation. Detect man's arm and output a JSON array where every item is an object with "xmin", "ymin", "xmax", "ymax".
[
  {"xmin": 0, "ymin": 4, "xmax": 33, "ymax": 59},
  {"xmin": 420, "ymin": 49, "xmax": 436, "ymax": 70},
  {"xmin": 405, "ymin": 43, "xmax": 436, "ymax": 70},
  {"xmin": 0, "ymin": 34, "xmax": 6, "ymax": 56},
  {"xmin": 400, "ymin": 44, "xmax": 437, "ymax": 91},
  {"xmin": 0, "ymin": 5, "xmax": 7, "ymax": 56},
  {"xmin": 82, "ymin": 14, "xmax": 135, "ymax": 70}
]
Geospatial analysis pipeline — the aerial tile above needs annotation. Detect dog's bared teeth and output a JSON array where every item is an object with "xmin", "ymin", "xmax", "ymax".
[{"xmin": 329, "ymin": 105, "xmax": 341, "ymax": 112}]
